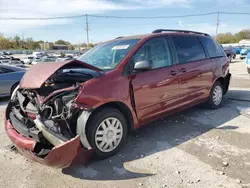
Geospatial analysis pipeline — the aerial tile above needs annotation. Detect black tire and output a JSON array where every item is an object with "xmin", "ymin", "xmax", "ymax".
[
  {"xmin": 240, "ymin": 57, "xmax": 244, "ymax": 60},
  {"xmin": 10, "ymin": 82, "xmax": 19, "ymax": 96},
  {"xmin": 205, "ymin": 81, "xmax": 223, "ymax": 109},
  {"xmin": 247, "ymin": 67, "xmax": 250, "ymax": 74},
  {"xmin": 86, "ymin": 107, "xmax": 128, "ymax": 159}
]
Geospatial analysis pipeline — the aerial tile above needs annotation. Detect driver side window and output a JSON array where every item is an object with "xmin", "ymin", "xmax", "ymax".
[{"xmin": 132, "ymin": 37, "xmax": 172, "ymax": 69}]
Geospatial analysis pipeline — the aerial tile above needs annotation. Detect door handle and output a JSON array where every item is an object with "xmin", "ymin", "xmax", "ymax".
[
  {"xmin": 180, "ymin": 68, "xmax": 187, "ymax": 73},
  {"xmin": 170, "ymin": 70, "xmax": 177, "ymax": 76}
]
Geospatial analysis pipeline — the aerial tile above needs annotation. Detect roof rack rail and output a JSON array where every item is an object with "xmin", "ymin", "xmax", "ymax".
[{"xmin": 152, "ymin": 29, "xmax": 210, "ymax": 37}]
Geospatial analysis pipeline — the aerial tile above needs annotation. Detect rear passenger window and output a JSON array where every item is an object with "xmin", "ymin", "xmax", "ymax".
[
  {"xmin": 199, "ymin": 37, "xmax": 225, "ymax": 58},
  {"xmin": 172, "ymin": 36, "xmax": 206, "ymax": 64}
]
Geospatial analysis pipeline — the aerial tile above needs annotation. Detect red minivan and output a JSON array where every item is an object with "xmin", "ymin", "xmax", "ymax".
[{"xmin": 5, "ymin": 29, "xmax": 231, "ymax": 167}]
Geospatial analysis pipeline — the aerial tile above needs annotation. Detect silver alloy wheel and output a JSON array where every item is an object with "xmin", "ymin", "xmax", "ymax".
[
  {"xmin": 95, "ymin": 117, "xmax": 123, "ymax": 153},
  {"xmin": 213, "ymin": 85, "xmax": 223, "ymax": 106}
]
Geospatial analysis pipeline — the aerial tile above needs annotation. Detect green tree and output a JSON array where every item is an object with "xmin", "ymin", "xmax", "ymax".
[
  {"xmin": 80, "ymin": 43, "xmax": 87, "ymax": 47},
  {"xmin": 12, "ymin": 35, "xmax": 21, "ymax": 49},
  {"xmin": 68, "ymin": 45, "xmax": 75, "ymax": 50},
  {"xmin": 234, "ymin": 29, "xmax": 250, "ymax": 42},
  {"xmin": 0, "ymin": 36, "xmax": 11, "ymax": 50},
  {"xmin": 87, "ymin": 43, "xmax": 94, "ymax": 48},
  {"xmin": 216, "ymin": 33, "xmax": 237, "ymax": 44},
  {"xmin": 55, "ymin": 39, "xmax": 68, "ymax": 45}
]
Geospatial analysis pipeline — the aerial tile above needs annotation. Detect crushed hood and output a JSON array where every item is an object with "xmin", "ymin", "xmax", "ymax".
[{"xmin": 20, "ymin": 60, "xmax": 101, "ymax": 89}]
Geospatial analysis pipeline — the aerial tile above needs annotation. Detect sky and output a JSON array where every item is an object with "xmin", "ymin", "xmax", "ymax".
[{"xmin": 0, "ymin": 0, "xmax": 250, "ymax": 44}]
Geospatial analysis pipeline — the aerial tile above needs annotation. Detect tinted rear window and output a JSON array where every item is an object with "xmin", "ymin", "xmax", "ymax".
[
  {"xmin": 199, "ymin": 37, "xmax": 224, "ymax": 58},
  {"xmin": 172, "ymin": 35, "xmax": 206, "ymax": 64}
]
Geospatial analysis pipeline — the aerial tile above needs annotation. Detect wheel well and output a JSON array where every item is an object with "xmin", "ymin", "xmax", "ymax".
[
  {"xmin": 215, "ymin": 77, "xmax": 228, "ymax": 95},
  {"xmin": 90, "ymin": 102, "xmax": 134, "ymax": 132},
  {"xmin": 10, "ymin": 82, "xmax": 19, "ymax": 94}
]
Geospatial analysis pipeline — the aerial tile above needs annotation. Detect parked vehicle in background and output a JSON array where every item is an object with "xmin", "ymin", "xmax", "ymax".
[
  {"xmin": 1, "ymin": 56, "xmax": 25, "ymax": 68},
  {"xmin": 0, "ymin": 64, "xmax": 25, "ymax": 97},
  {"xmin": 2, "ymin": 51, "xmax": 12, "ymax": 55},
  {"xmin": 23, "ymin": 57, "xmax": 34, "ymax": 64},
  {"xmin": 246, "ymin": 52, "xmax": 250, "ymax": 74},
  {"xmin": 32, "ymin": 57, "xmax": 43, "ymax": 64},
  {"xmin": 234, "ymin": 46, "xmax": 242, "ymax": 54},
  {"xmin": 8, "ymin": 58, "xmax": 26, "ymax": 68},
  {"xmin": 5, "ymin": 29, "xmax": 231, "ymax": 167},
  {"xmin": 0, "ymin": 57, "xmax": 11, "ymax": 64},
  {"xmin": 42, "ymin": 56, "xmax": 57, "ymax": 62},
  {"xmin": 222, "ymin": 46, "xmax": 236, "ymax": 59},
  {"xmin": 55, "ymin": 55, "xmax": 74, "ymax": 62},
  {"xmin": 32, "ymin": 51, "xmax": 45, "ymax": 58},
  {"xmin": 240, "ymin": 48, "xmax": 250, "ymax": 59}
]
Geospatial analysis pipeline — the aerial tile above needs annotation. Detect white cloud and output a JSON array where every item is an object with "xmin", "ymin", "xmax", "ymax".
[
  {"xmin": 0, "ymin": 0, "xmax": 195, "ymax": 34},
  {"xmin": 131, "ymin": 0, "xmax": 193, "ymax": 8},
  {"xmin": 177, "ymin": 20, "xmax": 243, "ymax": 36},
  {"xmin": 0, "ymin": 0, "xmax": 129, "ymax": 33}
]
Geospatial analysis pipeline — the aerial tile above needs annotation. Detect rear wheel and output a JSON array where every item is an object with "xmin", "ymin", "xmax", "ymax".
[
  {"xmin": 247, "ymin": 67, "xmax": 250, "ymax": 74},
  {"xmin": 86, "ymin": 107, "xmax": 128, "ymax": 158},
  {"xmin": 206, "ymin": 81, "xmax": 223, "ymax": 109}
]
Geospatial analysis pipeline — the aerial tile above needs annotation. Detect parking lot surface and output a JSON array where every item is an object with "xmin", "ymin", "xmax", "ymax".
[{"xmin": 0, "ymin": 59, "xmax": 250, "ymax": 188}]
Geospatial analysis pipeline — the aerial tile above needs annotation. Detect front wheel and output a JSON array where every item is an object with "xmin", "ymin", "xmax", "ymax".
[
  {"xmin": 206, "ymin": 82, "xmax": 223, "ymax": 109},
  {"xmin": 86, "ymin": 107, "xmax": 128, "ymax": 158},
  {"xmin": 247, "ymin": 67, "xmax": 250, "ymax": 74}
]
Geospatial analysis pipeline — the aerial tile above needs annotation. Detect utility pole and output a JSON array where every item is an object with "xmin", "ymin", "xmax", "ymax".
[
  {"xmin": 215, "ymin": 11, "xmax": 220, "ymax": 41},
  {"xmin": 85, "ymin": 14, "xmax": 90, "ymax": 45}
]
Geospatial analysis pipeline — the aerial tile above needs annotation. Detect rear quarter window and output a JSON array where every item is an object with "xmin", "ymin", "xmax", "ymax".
[
  {"xmin": 172, "ymin": 35, "xmax": 206, "ymax": 64},
  {"xmin": 199, "ymin": 36, "xmax": 225, "ymax": 58}
]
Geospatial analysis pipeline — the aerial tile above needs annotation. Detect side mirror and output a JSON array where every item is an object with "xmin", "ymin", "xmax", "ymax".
[{"xmin": 134, "ymin": 60, "xmax": 153, "ymax": 71}]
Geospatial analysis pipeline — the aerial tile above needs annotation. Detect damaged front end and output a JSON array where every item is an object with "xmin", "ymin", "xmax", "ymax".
[{"xmin": 5, "ymin": 61, "xmax": 101, "ymax": 168}]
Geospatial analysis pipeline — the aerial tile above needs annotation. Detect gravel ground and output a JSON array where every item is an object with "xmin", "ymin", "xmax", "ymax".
[{"xmin": 0, "ymin": 59, "xmax": 250, "ymax": 188}]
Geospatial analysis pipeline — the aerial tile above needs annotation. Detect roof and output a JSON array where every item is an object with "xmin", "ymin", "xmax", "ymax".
[{"xmin": 111, "ymin": 29, "xmax": 210, "ymax": 42}]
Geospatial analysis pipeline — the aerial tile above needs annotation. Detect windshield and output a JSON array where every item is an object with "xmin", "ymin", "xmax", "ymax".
[{"xmin": 78, "ymin": 39, "xmax": 139, "ymax": 70}]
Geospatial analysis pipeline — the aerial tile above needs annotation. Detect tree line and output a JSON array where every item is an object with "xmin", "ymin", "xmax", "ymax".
[
  {"xmin": 216, "ymin": 29, "xmax": 250, "ymax": 44},
  {"xmin": 2, "ymin": 29, "xmax": 249, "ymax": 50},
  {"xmin": 0, "ymin": 33, "xmax": 94, "ymax": 50}
]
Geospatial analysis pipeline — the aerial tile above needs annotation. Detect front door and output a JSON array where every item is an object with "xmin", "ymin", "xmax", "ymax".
[{"xmin": 130, "ymin": 37, "xmax": 180, "ymax": 123}]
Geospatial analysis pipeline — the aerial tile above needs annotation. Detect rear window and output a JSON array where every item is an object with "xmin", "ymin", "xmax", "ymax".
[
  {"xmin": 199, "ymin": 37, "xmax": 224, "ymax": 58},
  {"xmin": 172, "ymin": 35, "xmax": 206, "ymax": 64}
]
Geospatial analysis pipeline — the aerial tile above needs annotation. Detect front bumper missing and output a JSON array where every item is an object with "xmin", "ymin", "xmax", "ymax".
[{"xmin": 5, "ymin": 119, "xmax": 92, "ymax": 168}]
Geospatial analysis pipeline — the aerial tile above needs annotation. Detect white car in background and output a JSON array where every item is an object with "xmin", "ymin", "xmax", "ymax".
[
  {"xmin": 32, "ymin": 51, "xmax": 44, "ymax": 58},
  {"xmin": 32, "ymin": 57, "xmax": 43, "ymax": 65},
  {"xmin": 23, "ymin": 56, "xmax": 34, "ymax": 64}
]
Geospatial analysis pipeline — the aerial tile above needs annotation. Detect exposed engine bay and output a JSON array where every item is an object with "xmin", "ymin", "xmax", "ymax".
[{"xmin": 7, "ymin": 63, "xmax": 101, "ymax": 157}]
